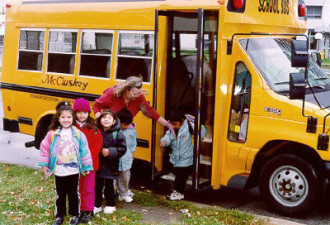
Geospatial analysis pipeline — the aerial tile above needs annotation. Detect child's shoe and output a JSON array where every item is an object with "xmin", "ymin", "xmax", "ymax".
[
  {"xmin": 119, "ymin": 195, "xmax": 133, "ymax": 203},
  {"xmin": 128, "ymin": 189, "xmax": 135, "ymax": 197},
  {"xmin": 69, "ymin": 216, "xmax": 79, "ymax": 225},
  {"xmin": 80, "ymin": 211, "xmax": 93, "ymax": 223},
  {"xmin": 52, "ymin": 217, "xmax": 64, "ymax": 225},
  {"xmin": 93, "ymin": 206, "xmax": 103, "ymax": 214},
  {"xmin": 79, "ymin": 211, "xmax": 85, "ymax": 221},
  {"xmin": 103, "ymin": 206, "xmax": 116, "ymax": 214},
  {"xmin": 169, "ymin": 190, "xmax": 184, "ymax": 201}
]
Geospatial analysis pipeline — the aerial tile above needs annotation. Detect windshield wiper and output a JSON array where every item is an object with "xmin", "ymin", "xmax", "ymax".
[
  {"xmin": 274, "ymin": 81, "xmax": 289, "ymax": 85},
  {"xmin": 314, "ymin": 77, "xmax": 329, "ymax": 81},
  {"xmin": 275, "ymin": 81, "xmax": 325, "ymax": 89},
  {"xmin": 309, "ymin": 85, "xmax": 325, "ymax": 89}
]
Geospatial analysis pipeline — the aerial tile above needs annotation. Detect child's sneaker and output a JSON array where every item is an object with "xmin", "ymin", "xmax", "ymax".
[
  {"xmin": 93, "ymin": 206, "xmax": 103, "ymax": 214},
  {"xmin": 169, "ymin": 191, "xmax": 184, "ymax": 200},
  {"xmin": 128, "ymin": 189, "xmax": 135, "ymax": 197},
  {"xmin": 52, "ymin": 216, "xmax": 64, "ymax": 225},
  {"xmin": 79, "ymin": 211, "xmax": 93, "ymax": 223},
  {"xmin": 119, "ymin": 195, "xmax": 133, "ymax": 203},
  {"xmin": 103, "ymin": 206, "xmax": 116, "ymax": 214},
  {"xmin": 69, "ymin": 216, "xmax": 79, "ymax": 225}
]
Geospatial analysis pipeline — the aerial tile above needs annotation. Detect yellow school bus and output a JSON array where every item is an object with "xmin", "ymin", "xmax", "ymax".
[{"xmin": 1, "ymin": 0, "xmax": 330, "ymax": 216}]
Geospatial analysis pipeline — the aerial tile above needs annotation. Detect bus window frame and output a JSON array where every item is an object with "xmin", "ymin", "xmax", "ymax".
[
  {"xmin": 115, "ymin": 30, "xmax": 154, "ymax": 84},
  {"xmin": 17, "ymin": 28, "xmax": 46, "ymax": 73},
  {"xmin": 227, "ymin": 61, "xmax": 252, "ymax": 143},
  {"xmin": 46, "ymin": 28, "xmax": 78, "ymax": 76},
  {"xmin": 78, "ymin": 29, "xmax": 114, "ymax": 80}
]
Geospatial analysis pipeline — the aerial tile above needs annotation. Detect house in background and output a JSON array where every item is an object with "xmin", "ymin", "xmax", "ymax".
[{"xmin": 306, "ymin": 0, "xmax": 330, "ymax": 59}]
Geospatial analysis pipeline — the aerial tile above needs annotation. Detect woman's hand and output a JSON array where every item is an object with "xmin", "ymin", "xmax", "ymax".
[
  {"xmin": 157, "ymin": 117, "xmax": 176, "ymax": 138},
  {"xmin": 102, "ymin": 148, "xmax": 110, "ymax": 157},
  {"xmin": 160, "ymin": 141, "xmax": 167, "ymax": 148}
]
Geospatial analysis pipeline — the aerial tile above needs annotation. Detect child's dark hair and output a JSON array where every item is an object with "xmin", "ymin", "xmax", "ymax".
[
  {"xmin": 96, "ymin": 110, "xmax": 118, "ymax": 130},
  {"xmin": 117, "ymin": 108, "xmax": 133, "ymax": 125},
  {"xmin": 74, "ymin": 115, "xmax": 98, "ymax": 132},
  {"xmin": 49, "ymin": 101, "xmax": 74, "ymax": 131},
  {"xmin": 168, "ymin": 109, "xmax": 185, "ymax": 122}
]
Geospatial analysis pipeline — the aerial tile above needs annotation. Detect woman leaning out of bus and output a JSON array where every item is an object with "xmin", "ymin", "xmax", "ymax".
[{"xmin": 93, "ymin": 76, "xmax": 173, "ymax": 131}]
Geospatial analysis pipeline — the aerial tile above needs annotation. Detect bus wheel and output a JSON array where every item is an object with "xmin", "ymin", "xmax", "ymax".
[{"xmin": 259, "ymin": 154, "xmax": 322, "ymax": 217}]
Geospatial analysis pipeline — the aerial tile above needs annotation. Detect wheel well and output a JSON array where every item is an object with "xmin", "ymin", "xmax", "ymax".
[
  {"xmin": 34, "ymin": 114, "xmax": 53, "ymax": 149},
  {"xmin": 245, "ymin": 140, "xmax": 325, "ymax": 189}
]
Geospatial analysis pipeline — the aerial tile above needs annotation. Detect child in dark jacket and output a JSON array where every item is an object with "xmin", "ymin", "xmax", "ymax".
[
  {"xmin": 94, "ymin": 110, "xmax": 127, "ymax": 215},
  {"xmin": 73, "ymin": 98, "xmax": 103, "ymax": 223}
]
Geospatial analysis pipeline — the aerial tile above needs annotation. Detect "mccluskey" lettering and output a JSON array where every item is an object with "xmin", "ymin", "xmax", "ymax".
[{"xmin": 41, "ymin": 75, "xmax": 89, "ymax": 91}]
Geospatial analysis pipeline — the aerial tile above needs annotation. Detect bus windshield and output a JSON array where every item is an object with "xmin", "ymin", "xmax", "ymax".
[{"xmin": 239, "ymin": 38, "xmax": 330, "ymax": 93}]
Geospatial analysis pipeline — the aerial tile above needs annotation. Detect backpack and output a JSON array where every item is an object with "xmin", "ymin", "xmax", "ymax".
[
  {"xmin": 112, "ymin": 131, "xmax": 118, "ymax": 144},
  {"xmin": 185, "ymin": 114, "xmax": 195, "ymax": 145}
]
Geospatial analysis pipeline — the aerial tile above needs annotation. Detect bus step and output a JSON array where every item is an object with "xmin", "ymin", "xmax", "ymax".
[
  {"xmin": 160, "ymin": 172, "xmax": 210, "ymax": 186},
  {"xmin": 25, "ymin": 141, "xmax": 35, "ymax": 148}
]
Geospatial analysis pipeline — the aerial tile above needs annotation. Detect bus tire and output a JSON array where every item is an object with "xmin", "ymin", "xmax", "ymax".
[{"xmin": 259, "ymin": 154, "xmax": 322, "ymax": 217}]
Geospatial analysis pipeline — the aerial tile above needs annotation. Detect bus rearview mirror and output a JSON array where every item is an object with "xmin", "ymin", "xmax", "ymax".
[
  {"xmin": 289, "ymin": 72, "xmax": 305, "ymax": 100},
  {"xmin": 291, "ymin": 40, "xmax": 308, "ymax": 67}
]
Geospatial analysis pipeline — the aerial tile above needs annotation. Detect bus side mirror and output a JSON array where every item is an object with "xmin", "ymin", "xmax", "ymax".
[
  {"xmin": 291, "ymin": 40, "xmax": 308, "ymax": 67},
  {"xmin": 311, "ymin": 52, "xmax": 322, "ymax": 67},
  {"xmin": 289, "ymin": 73, "xmax": 305, "ymax": 99}
]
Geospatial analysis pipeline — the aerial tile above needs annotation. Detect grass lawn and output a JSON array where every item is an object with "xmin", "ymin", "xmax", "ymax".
[
  {"xmin": 322, "ymin": 58, "xmax": 330, "ymax": 65},
  {"xmin": 0, "ymin": 163, "xmax": 267, "ymax": 224}
]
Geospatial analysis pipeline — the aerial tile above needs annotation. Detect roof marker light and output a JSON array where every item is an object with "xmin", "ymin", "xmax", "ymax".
[
  {"xmin": 233, "ymin": 0, "xmax": 244, "ymax": 10},
  {"xmin": 298, "ymin": 4, "xmax": 306, "ymax": 17},
  {"xmin": 6, "ymin": 3, "xmax": 12, "ymax": 8}
]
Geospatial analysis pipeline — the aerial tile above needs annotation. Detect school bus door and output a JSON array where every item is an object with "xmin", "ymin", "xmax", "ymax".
[{"xmin": 153, "ymin": 9, "xmax": 218, "ymax": 190}]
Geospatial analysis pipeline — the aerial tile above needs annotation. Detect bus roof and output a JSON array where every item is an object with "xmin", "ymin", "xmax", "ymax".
[{"xmin": 7, "ymin": 0, "xmax": 306, "ymax": 36}]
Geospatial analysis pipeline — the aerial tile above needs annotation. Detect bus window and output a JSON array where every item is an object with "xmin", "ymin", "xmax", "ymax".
[
  {"xmin": 18, "ymin": 29, "xmax": 45, "ymax": 71},
  {"xmin": 116, "ymin": 32, "xmax": 154, "ymax": 82},
  {"xmin": 47, "ymin": 29, "xmax": 78, "ymax": 75},
  {"xmin": 79, "ymin": 30, "xmax": 113, "ymax": 78},
  {"xmin": 228, "ymin": 62, "xmax": 251, "ymax": 143}
]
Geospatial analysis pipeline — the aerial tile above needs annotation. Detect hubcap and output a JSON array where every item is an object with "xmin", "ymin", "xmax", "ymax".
[{"xmin": 269, "ymin": 165, "xmax": 308, "ymax": 207}]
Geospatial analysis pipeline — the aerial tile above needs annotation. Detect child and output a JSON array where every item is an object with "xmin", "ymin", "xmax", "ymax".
[
  {"xmin": 160, "ymin": 110, "xmax": 206, "ymax": 201},
  {"xmin": 72, "ymin": 98, "xmax": 103, "ymax": 223},
  {"xmin": 117, "ymin": 108, "xmax": 137, "ymax": 203},
  {"xmin": 38, "ymin": 101, "xmax": 93, "ymax": 225},
  {"xmin": 94, "ymin": 110, "xmax": 127, "ymax": 214}
]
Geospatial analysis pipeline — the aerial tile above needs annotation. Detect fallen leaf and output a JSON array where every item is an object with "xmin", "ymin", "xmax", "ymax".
[{"xmin": 122, "ymin": 216, "xmax": 129, "ymax": 222}]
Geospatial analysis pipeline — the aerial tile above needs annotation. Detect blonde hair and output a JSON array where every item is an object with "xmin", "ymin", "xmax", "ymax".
[{"xmin": 113, "ymin": 76, "xmax": 143, "ymax": 97}]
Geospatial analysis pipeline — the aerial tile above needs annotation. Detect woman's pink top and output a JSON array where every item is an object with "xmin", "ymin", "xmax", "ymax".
[{"xmin": 93, "ymin": 86, "xmax": 160, "ymax": 121}]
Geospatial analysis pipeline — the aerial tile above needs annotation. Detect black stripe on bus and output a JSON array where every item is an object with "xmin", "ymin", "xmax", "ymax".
[
  {"xmin": 1, "ymin": 82, "xmax": 151, "ymax": 148},
  {"xmin": 0, "ymin": 82, "xmax": 100, "ymax": 101},
  {"xmin": 22, "ymin": 0, "xmax": 165, "ymax": 4},
  {"xmin": 18, "ymin": 117, "xmax": 33, "ymax": 125}
]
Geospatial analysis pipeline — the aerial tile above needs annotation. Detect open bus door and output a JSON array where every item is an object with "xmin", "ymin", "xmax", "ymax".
[{"xmin": 152, "ymin": 9, "xmax": 218, "ymax": 190}]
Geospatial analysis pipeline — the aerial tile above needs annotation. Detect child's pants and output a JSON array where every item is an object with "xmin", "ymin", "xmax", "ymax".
[
  {"xmin": 173, "ymin": 166, "xmax": 191, "ymax": 194},
  {"xmin": 54, "ymin": 174, "xmax": 80, "ymax": 217},
  {"xmin": 79, "ymin": 170, "xmax": 95, "ymax": 211},
  {"xmin": 95, "ymin": 177, "xmax": 115, "ymax": 207},
  {"xmin": 118, "ymin": 170, "xmax": 131, "ymax": 197}
]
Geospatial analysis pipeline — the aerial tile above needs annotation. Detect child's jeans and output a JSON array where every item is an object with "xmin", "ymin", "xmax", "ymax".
[
  {"xmin": 54, "ymin": 174, "xmax": 80, "ymax": 217},
  {"xmin": 118, "ymin": 170, "xmax": 131, "ymax": 197},
  {"xmin": 79, "ymin": 170, "xmax": 95, "ymax": 211}
]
